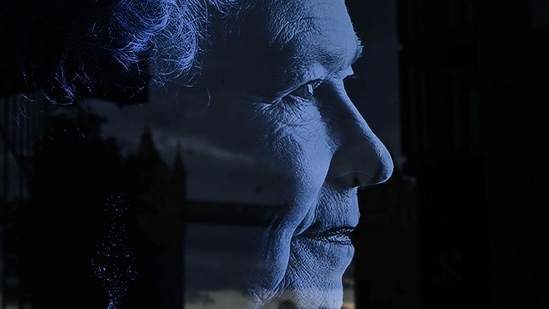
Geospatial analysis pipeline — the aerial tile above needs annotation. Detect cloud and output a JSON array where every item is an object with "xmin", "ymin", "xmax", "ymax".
[{"xmin": 84, "ymin": 98, "xmax": 278, "ymax": 204}]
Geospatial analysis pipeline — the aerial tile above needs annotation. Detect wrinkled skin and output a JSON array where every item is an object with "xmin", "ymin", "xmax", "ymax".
[{"xmin": 186, "ymin": 0, "xmax": 393, "ymax": 308}]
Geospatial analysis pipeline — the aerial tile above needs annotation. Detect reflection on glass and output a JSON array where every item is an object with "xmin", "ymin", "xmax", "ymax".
[
  {"xmin": 168, "ymin": 1, "xmax": 393, "ymax": 308},
  {"xmin": 1, "ymin": 0, "xmax": 395, "ymax": 308}
]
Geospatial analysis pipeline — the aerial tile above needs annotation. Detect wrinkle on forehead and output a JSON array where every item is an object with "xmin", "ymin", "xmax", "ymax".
[
  {"xmin": 262, "ymin": 0, "xmax": 359, "ymax": 69},
  {"xmin": 263, "ymin": 0, "xmax": 350, "ymax": 45},
  {"xmin": 209, "ymin": 0, "xmax": 360, "ymax": 94}
]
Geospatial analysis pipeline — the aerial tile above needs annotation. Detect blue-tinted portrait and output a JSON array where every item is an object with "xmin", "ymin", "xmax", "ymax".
[
  {"xmin": 1, "ymin": 0, "xmax": 394, "ymax": 308},
  {"xmin": 171, "ymin": 1, "xmax": 393, "ymax": 308}
]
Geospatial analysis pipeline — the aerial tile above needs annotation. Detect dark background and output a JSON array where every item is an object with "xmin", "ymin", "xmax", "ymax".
[
  {"xmin": 2, "ymin": 0, "xmax": 549, "ymax": 308},
  {"xmin": 386, "ymin": 0, "xmax": 547, "ymax": 308}
]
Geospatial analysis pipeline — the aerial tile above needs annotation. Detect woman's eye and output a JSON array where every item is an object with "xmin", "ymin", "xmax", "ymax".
[{"xmin": 289, "ymin": 80, "xmax": 322, "ymax": 101}]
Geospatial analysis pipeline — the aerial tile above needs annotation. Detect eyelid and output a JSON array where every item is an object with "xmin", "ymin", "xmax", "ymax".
[
  {"xmin": 344, "ymin": 74, "xmax": 359, "ymax": 81},
  {"xmin": 333, "ymin": 67, "xmax": 355, "ymax": 79},
  {"xmin": 278, "ymin": 65, "xmax": 355, "ymax": 103},
  {"xmin": 289, "ymin": 79, "xmax": 324, "ymax": 100}
]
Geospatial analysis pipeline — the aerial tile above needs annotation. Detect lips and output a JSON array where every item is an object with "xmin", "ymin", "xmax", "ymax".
[{"xmin": 300, "ymin": 226, "xmax": 355, "ymax": 245}]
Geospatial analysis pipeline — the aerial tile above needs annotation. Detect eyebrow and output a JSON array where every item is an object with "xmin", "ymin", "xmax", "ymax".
[
  {"xmin": 320, "ymin": 40, "xmax": 363, "ymax": 71},
  {"xmin": 352, "ymin": 38, "xmax": 364, "ymax": 65},
  {"xmin": 271, "ymin": 34, "xmax": 364, "ymax": 92},
  {"xmin": 340, "ymin": 35, "xmax": 364, "ymax": 69}
]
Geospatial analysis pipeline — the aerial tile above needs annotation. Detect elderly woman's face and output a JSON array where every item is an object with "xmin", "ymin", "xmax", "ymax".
[{"xmin": 187, "ymin": 0, "xmax": 393, "ymax": 308}]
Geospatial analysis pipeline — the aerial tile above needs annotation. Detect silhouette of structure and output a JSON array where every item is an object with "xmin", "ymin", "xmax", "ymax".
[
  {"xmin": 122, "ymin": 125, "xmax": 187, "ymax": 309},
  {"xmin": 354, "ymin": 160, "xmax": 420, "ymax": 309},
  {"xmin": 398, "ymin": 1, "xmax": 549, "ymax": 308},
  {"xmin": 398, "ymin": 1, "xmax": 488, "ymax": 307},
  {"xmin": 1, "ymin": 92, "xmax": 47, "ymax": 309},
  {"xmin": 1, "ymin": 98, "xmax": 420, "ymax": 309},
  {"xmin": 133, "ymin": 125, "xmax": 419, "ymax": 309}
]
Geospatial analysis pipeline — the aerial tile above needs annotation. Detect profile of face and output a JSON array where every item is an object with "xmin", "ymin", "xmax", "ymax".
[{"xmin": 181, "ymin": 0, "xmax": 394, "ymax": 308}]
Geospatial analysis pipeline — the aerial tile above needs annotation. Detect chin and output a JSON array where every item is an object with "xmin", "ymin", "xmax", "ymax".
[{"xmin": 260, "ymin": 285, "xmax": 344, "ymax": 309}]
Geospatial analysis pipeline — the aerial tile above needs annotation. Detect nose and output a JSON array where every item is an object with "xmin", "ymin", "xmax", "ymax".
[{"xmin": 324, "ymin": 96, "xmax": 394, "ymax": 189}]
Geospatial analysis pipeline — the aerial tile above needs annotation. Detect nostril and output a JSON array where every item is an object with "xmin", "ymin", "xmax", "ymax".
[
  {"xmin": 329, "ymin": 163, "xmax": 393, "ymax": 188},
  {"xmin": 327, "ymin": 140, "xmax": 394, "ymax": 188}
]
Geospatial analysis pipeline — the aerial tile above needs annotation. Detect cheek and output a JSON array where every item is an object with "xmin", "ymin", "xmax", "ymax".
[
  {"xmin": 243, "ymin": 108, "xmax": 338, "ymax": 302},
  {"xmin": 279, "ymin": 239, "xmax": 350, "ymax": 308},
  {"xmin": 289, "ymin": 239, "xmax": 354, "ymax": 276},
  {"xmin": 254, "ymin": 110, "xmax": 333, "ymax": 208}
]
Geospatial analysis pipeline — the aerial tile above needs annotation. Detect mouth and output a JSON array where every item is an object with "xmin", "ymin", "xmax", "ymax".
[{"xmin": 299, "ymin": 226, "xmax": 355, "ymax": 245}]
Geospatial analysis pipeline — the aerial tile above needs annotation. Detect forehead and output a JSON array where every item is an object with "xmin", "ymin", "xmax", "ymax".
[
  {"xmin": 211, "ymin": 0, "xmax": 360, "ymax": 93},
  {"xmin": 252, "ymin": 0, "xmax": 358, "ymax": 66},
  {"xmin": 256, "ymin": 0, "xmax": 356, "ymax": 48}
]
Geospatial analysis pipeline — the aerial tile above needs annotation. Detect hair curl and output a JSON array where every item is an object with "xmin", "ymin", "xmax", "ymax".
[{"xmin": 0, "ymin": 0, "xmax": 249, "ymax": 104}]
